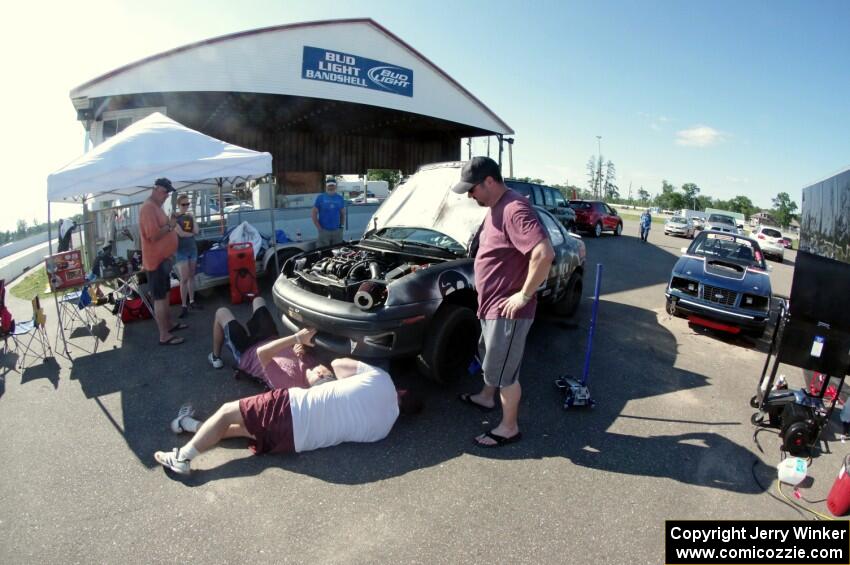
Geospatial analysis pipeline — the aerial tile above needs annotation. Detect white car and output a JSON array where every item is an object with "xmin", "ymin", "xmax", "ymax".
[
  {"xmin": 752, "ymin": 225, "xmax": 785, "ymax": 261},
  {"xmin": 664, "ymin": 216, "xmax": 695, "ymax": 238}
]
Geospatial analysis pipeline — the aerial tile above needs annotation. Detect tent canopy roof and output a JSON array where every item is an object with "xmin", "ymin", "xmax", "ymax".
[
  {"xmin": 47, "ymin": 112, "xmax": 272, "ymax": 202},
  {"xmin": 70, "ymin": 18, "xmax": 512, "ymax": 136}
]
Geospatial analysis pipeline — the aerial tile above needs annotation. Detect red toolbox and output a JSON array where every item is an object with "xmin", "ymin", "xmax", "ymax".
[{"xmin": 228, "ymin": 242, "xmax": 257, "ymax": 304}]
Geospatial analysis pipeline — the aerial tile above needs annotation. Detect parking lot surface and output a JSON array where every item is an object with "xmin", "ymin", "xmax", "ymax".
[{"xmin": 0, "ymin": 218, "xmax": 838, "ymax": 564}]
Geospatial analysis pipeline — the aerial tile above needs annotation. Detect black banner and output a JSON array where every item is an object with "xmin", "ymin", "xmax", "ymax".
[{"xmin": 666, "ymin": 520, "xmax": 849, "ymax": 564}]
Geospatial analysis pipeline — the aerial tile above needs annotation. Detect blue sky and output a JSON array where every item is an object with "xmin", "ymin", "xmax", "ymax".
[{"xmin": 3, "ymin": 0, "xmax": 849, "ymax": 231}]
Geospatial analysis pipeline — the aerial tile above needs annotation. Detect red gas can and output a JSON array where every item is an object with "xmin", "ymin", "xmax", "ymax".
[
  {"xmin": 827, "ymin": 457, "xmax": 850, "ymax": 516},
  {"xmin": 228, "ymin": 242, "xmax": 258, "ymax": 304}
]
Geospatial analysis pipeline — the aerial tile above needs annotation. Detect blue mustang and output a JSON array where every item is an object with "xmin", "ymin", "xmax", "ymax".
[{"xmin": 665, "ymin": 230, "xmax": 772, "ymax": 337}]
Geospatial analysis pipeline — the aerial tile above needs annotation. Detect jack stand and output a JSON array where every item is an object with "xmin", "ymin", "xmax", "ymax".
[{"xmin": 556, "ymin": 263, "xmax": 602, "ymax": 410}]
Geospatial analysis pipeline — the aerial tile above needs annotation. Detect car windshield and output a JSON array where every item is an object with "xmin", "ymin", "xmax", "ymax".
[
  {"xmin": 670, "ymin": 216, "xmax": 687, "ymax": 223},
  {"xmin": 366, "ymin": 226, "xmax": 465, "ymax": 256},
  {"xmin": 708, "ymin": 214, "xmax": 736, "ymax": 226},
  {"xmin": 688, "ymin": 232, "xmax": 765, "ymax": 268}
]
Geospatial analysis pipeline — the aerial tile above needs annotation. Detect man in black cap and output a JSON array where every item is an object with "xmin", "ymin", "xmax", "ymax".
[
  {"xmin": 139, "ymin": 178, "xmax": 185, "ymax": 345},
  {"xmin": 452, "ymin": 157, "xmax": 554, "ymax": 447}
]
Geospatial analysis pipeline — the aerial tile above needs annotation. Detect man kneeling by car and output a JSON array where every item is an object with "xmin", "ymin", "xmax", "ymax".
[{"xmin": 155, "ymin": 352, "xmax": 423, "ymax": 475}]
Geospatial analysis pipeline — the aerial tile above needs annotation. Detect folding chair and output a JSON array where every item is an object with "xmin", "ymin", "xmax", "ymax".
[
  {"xmin": 0, "ymin": 279, "xmax": 14, "ymax": 357},
  {"xmin": 12, "ymin": 296, "xmax": 53, "ymax": 368},
  {"xmin": 56, "ymin": 285, "xmax": 99, "ymax": 333}
]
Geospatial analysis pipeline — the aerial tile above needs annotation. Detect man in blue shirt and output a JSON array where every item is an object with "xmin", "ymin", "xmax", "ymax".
[{"xmin": 312, "ymin": 178, "xmax": 346, "ymax": 247}]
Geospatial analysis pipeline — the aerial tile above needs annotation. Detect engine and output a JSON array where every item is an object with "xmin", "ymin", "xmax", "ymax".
[{"xmin": 292, "ymin": 246, "xmax": 429, "ymax": 309}]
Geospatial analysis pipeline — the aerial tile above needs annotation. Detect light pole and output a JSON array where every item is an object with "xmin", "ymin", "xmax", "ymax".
[{"xmin": 595, "ymin": 136, "xmax": 603, "ymax": 199}]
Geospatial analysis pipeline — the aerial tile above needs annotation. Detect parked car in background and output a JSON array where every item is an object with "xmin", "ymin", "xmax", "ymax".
[
  {"xmin": 664, "ymin": 216, "xmax": 695, "ymax": 238},
  {"xmin": 665, "ymin": 231, "xmax": 772, "ymax": 338},
  {"xmin": 274, "ymin": 162, "xmax": 587, "ymax": 384},
  {"xmin": 752, "ymin": 225, "xmax": 785, "ymax": 261},
  {"xmin": 705, "ymin": 213, "xmax": 741, "ymax": 235},
  {"xmin": 692, "ymin": 217, "xmax": 705, "ymax": 231},
  {"xmin": 569, "ymin": 200, "xmax": 623, "ymax": 237},
  {"xmin": 782, "ymin": 236, "xmax": 793, "ymax": 249},
  {"xmin": 505, "ymin": 180, "xmax": 577, "ymax": 232}
]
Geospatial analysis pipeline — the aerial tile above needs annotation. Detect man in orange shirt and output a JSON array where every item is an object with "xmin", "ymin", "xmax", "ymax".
[{"xmin": 139, "ymin": 178, "xmax": 185, "ymax": 345}]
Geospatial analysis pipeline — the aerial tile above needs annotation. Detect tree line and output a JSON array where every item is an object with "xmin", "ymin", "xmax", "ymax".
[
  {"xmin": 0, "ymin": 214, "xmax": 85, "ymax": 246},
  {"xmin": 513, "ymin": 154, "xmax": 799, "ymax": 229}
]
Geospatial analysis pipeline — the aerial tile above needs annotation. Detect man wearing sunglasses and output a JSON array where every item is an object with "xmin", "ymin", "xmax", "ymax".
[{"xmin": 139, "ymin": 178, "xmax": 186, "ymax": 345}]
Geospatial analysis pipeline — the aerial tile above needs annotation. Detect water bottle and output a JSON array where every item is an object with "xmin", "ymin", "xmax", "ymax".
[
  {"xmin": 296, "ymin": 229, "xmax": 302, "ymax": 242},
  {"xmin": 777, "ymin": 457, "xmax": 807, "ymax": 485}
]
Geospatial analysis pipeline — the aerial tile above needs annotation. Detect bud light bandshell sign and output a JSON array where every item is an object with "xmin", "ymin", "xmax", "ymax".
[{"xmin": 302, "ymin": 46, "xmax": 414, "ymax": 97}]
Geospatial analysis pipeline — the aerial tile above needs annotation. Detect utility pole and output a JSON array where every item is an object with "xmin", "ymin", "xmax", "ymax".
[
  {"xmin": 504, "ymin": 137, "xmax": 514, "ymax": 178},
  {"xmin": 595, "ymin": 136, "xmax": 603, "ymax": 199},
  {"xmin": 487, "ymin": 136, "xmax": 491, "ymax": 158},
  {"xmin": 467, "ymin": 137, "xmax": 472, "ymax": 160}
]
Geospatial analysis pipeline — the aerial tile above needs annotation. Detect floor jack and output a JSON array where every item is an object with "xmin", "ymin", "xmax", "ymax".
[
  {"xmin": 555, "ymin": 263, "xmax": 601, "ymax": 409},
  {"xmin": 751, "ymin": 301, "xmax": 848, "ymax": 456}
]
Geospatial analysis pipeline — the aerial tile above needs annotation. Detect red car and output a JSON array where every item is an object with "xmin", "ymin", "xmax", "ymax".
[
  {"xmin": 569, "ymin": 200, "xmax": 624, "ymax": 237},
  {"xmin": 782, "ymin": 237, "xmax": 793, "ymax": 249}
]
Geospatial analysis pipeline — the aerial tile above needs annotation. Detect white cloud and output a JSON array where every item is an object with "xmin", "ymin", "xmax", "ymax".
[{"xmin": 676, "ymin": 125, "xmax": 726, "ymax": 147}]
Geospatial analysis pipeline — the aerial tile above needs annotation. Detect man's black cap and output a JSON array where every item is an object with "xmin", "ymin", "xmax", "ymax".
[
  {"xmin": 452, "ymin": 156, "xmax": 502, "ymax": 194},
  {"xmin": 154, "ymin": 177, "xmax": 176, "ymax": 193}
]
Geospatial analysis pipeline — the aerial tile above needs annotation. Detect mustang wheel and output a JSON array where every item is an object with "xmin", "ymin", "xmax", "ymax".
[
  {"xmin": 417, "ymin": 304, "xmax": 480, "ymax": 384},
  {"xmin": 594, "ymin": 222, "xmax": 602, "ymax": 238}
]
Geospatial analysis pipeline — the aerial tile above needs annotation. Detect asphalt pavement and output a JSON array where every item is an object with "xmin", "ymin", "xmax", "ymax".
[{"xmin": 0, "ymin": 219, "xmax": 840, "ymax": 565}]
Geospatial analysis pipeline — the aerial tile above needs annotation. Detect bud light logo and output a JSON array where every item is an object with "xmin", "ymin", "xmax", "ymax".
[{"xmin": 302, "ymin": 46, "xmax": 414, "ymax": 97}]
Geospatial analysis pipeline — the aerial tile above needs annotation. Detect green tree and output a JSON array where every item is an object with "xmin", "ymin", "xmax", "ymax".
[
  {"xmin": 366, "ymin": 169, "xmax": 402, "ymax": 190},
  {"xmin": 771, "ymin": 192, "xmax": 798, "ymax": 228},
  {"xmin": 681, "ymin": 183, "xmax": 700, "ymax": 209},
  {"xmin": 727, "ymin": 195, "xmax": 756, "ymax": 219},
  {"xmin": 637, "ymin": 187, "xmax": 651, "ymax": 205},
  {"xmin": 654, "ymin": 180, "xmax": 685, "ymax": 211},
  {"xmin": 16, "ymin": 219, "xmax": 27, "ymax": 235}
]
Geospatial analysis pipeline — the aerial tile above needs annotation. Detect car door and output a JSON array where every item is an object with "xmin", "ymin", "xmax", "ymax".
[
  {"xmin": 602, "ymin": 203, "xmax": 618, "ymax": 230},
  {"xmin": 536, "ymin": 210, "xmax": 567, "ymax": 299}
]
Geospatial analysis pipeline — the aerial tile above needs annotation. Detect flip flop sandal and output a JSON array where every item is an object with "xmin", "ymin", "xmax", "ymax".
[
  {"xmin": 474, "ymin": 430, "xmax": 522, "ymax": 448},
  {"xmin": 159, "ymin": 335, "xmax": 185, "ymax": 346},
  {"xmin": 170, "ymin": 323, "xmax": 189, "ymax": 332},
  {"xmin": 458, "ymin": 393, "xmax": 495, "ymax": 412}
]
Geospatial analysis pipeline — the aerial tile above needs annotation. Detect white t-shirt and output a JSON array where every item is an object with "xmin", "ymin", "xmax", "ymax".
[{"xmin": 288, "ymin": 362, "xmax": 399, "ymax": 453}]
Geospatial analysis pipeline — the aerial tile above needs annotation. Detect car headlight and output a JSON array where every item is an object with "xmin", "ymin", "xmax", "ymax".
[
  {"xmin": 670, "ymin": 276, "xmax": 699, "ymax": 296},
  {"xmin": 741, "ymin": 294, "xmax": 769, "ymax": 310}
]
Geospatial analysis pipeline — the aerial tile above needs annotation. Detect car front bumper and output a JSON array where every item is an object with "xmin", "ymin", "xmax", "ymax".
[
  {"xmin": 273, "ymin": 276, "xmax": 441, "ymax": 359},
  {"xmin": 666, "ymin": 290, "xmax": 769, "ymax": 330},
  {"xmin": 665, "ymin": 226, "xmax": 690, "ymax": 236}
]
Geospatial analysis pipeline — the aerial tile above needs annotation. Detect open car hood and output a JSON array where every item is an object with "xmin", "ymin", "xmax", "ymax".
[{"xmin": 365, "ymin": 162, "xmax": 488, "ymax": 252}]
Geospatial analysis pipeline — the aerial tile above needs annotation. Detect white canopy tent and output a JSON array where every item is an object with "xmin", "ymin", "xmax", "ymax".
[
  {"xmin": 47, "ymin": 112, "xmax": 272, "ymax": 203},
  {"xmin": 45, "ymin": 112, "xmax": 274, "ymax": 358}
]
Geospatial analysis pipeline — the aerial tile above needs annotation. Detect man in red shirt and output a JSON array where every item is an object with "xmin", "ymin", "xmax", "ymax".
[
  {"xmin": 452, "ymin": 157, "xmax": 555, "ymax": 447},
  {"xmin": 139, "ymin": 178, "xmax": 184, "ymax": 345}
]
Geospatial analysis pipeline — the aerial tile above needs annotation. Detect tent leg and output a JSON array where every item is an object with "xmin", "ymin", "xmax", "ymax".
[
  {"xmin": 47, "ymin": 201, "xmax": 71, "ymax": 358},
  {"xmin": 269, "ymin": 179, "xmax": 280, "ymax": 277}
]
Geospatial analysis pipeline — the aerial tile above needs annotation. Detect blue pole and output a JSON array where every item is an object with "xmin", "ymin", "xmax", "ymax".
[{"xmin": 580, "ymin": 263, "xmax": 603, "ymax": 386}]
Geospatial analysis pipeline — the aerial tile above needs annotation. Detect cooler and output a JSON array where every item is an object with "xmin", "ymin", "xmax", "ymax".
[{"xmin": 228, "ymin": 242, "xmax": 257, "ymax": 304}]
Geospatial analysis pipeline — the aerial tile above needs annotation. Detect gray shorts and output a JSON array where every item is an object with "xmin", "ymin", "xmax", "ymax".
[
  {"xmin": 317, "ymin": 228, "xmax": 343, "ymax": 248},
  {"xmin": 478, "ymin": 318, "xmax": 534, "ymax": 388}
]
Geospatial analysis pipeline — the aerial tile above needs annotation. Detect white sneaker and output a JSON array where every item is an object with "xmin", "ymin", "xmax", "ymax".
[
  {"xmin": 154, "ymin": 448, "xmax": 191, "ymax": 475},
  {"xmin": 208, "ymin": 353, "xmax": 224, "ymax": 369},
  {"xmin": 170, "ymin": 404, "xmax": 195, "ymax": 434}
]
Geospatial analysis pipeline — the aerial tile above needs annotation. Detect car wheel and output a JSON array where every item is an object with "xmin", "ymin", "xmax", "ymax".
[
  {"xmin": 416, "ymin": 304, "xmax": 480, "ymax": 384},
  {"xmin": 594, "ymin": 222, "xmax": 602, "ymax": 238},
  {"xmin": 554, "ymin": 272, "xmax": 583, "ymax": 317},
  {"xmin": 614, "ymin": 223, "xmax": 622, "ymax": 237}
]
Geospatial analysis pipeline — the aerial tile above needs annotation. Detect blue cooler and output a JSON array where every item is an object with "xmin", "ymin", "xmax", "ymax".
[{"xmin": 200, "ymin": 247, "xmax": 228, "ymax": 277}]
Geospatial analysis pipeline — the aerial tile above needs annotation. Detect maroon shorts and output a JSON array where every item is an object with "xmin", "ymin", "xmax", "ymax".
[{"xmin": 238, "ymin": 388, "xmax": 296, "ymax": 455}]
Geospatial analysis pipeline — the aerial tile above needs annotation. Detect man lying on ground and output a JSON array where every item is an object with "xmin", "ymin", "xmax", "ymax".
[
  {"xmin": 207, "ymin": 296, "xmax": 321, "ymax": 390},
  {"xmin": 155, "ymin": 356, "xmax": 422, "ymax": 475}
]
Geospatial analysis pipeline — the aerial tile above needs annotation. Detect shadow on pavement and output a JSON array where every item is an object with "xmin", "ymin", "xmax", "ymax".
[
  {"xmin": 20, "ymin": 357, "xmax": 61, "ymax": 390},
  {"xmin": 580, "ymin": 234, "xmax": 680, "ymax": 296}
]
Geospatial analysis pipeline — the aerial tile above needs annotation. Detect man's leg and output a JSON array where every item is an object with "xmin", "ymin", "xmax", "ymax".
[
  {"xmin": 154, "ymin": 297, "xmax": 173, "ymax": 342},
  {"xmin": 155, "ymin": 401, "xmax": 253, "ymax": 474},
  {"xmin": 465, "ymin": 322, "xmax": 496, "ymax": 409},
  {"xmin": 212, "ymin": 307, "xmax": 236, "ymax": 357},
  {"xmin": 251, "ymin": 296, "xmax": 267, "ymax": 312}
]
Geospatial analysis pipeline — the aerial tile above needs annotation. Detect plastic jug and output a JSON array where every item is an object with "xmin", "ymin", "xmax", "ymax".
[{"xmin": 777, "ymin": 457, "xmax": 808, "ymax": 485}]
